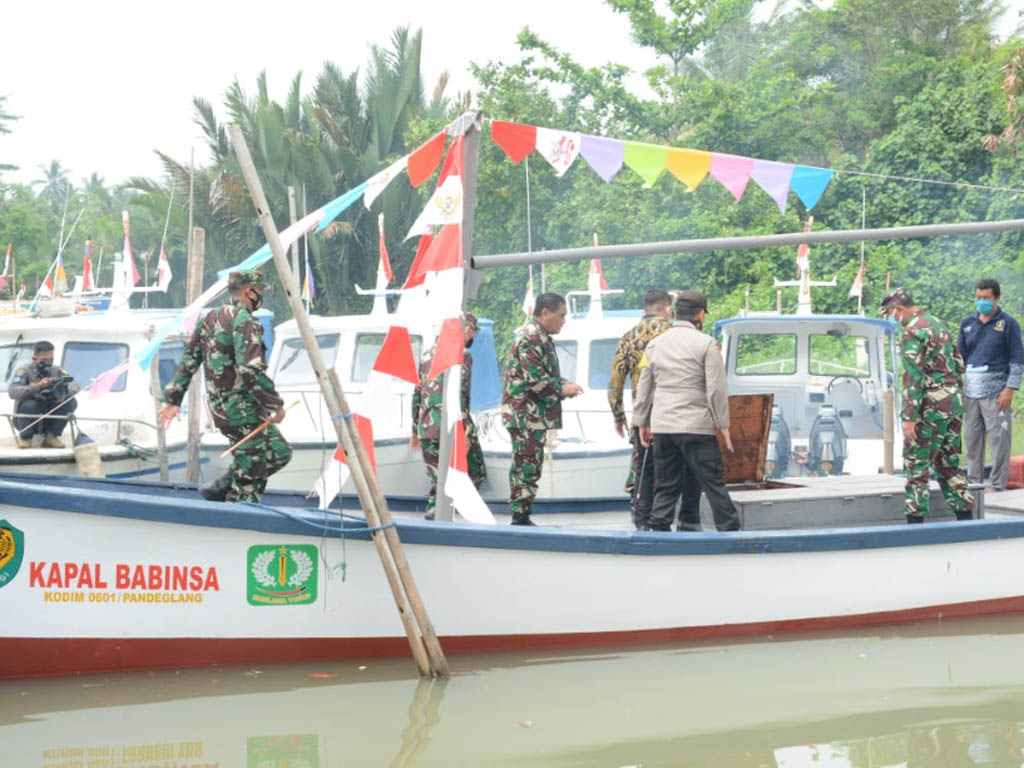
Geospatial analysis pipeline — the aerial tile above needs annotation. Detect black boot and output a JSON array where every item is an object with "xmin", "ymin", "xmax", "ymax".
[
  {"xmin": 955, "ymin": 510, "xmax": 974, "ymax": 521},
  {"xmin": 906, "ymin": 514, "xmax": 925, "ymax": 524},
  {"xmin": 199, "ymin": 472, "xmax": 233, "ymax": 502},
  {"xmin": 510, "ymin": 516, "xmax": 536, "ymax": 526}
]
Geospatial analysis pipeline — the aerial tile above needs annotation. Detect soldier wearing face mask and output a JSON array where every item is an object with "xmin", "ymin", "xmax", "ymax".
[{"xmin": 8, "ymin": 340, "xmax": 80, "ymax": 449}]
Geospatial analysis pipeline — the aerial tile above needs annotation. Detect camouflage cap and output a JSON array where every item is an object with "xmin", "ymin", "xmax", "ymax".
[
  {"xmin": 463, "ymin": 312, "xmax": 478, "ymax": 330},
  {"xmin": 227, "ymin": 270, "xmax": 269, "ymax": 291},
  {"xmin": 674, "ymin": 289, "xmax": 708, "ymax": 316},
  {"xmin": 879, "ymin": 286, "xmax": 913, "ymax": 315}
]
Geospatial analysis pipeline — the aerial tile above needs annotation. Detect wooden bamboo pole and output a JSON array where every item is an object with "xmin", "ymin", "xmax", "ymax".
[
  {"xmin": 327, "ymin": 370, "xmax": 448, "ymax": 675},
  {"xmin": 227, "ymin": 124, "xmax": 446, "ymax": 677},
  {"xmin": 185, "ymin": 228, "xmax": 205, "ymax": 483}
]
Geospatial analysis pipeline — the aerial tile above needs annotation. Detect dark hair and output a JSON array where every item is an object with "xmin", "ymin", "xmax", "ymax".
[
  {"xmin": 975, "ymin": 278, "xmax": 1001, "ymax": 298},
  {"xmin": 533, "ymin": 292, "xmax": 566, "ymax": 317},
  {"xmin": 33, "ymin": 340, "xmax": 54, "ymax": 355},
  {"xmin": 643, "ymin": 289, "xmax": 671, "ymax": 310}
]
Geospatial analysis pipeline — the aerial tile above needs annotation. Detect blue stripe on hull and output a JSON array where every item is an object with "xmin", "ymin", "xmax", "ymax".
[{"xmin": 0, "ymin": 473, "xmax": 1022, "ymax": 557}]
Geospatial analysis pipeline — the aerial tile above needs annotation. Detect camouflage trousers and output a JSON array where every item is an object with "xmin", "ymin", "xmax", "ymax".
[
  {"xmin": 421, "ymin": 420, "xmax": 487, "ymax": 513},
  {"xmin": 508, "ymin": 427, "xmax": 547, "ymax": 522},
  {"xmin": 903, "ymin": 406, "xmax": 972, "ymax": 518},
  {"xmin": 221, "ymin": 422, "xmax": 292, "ymax": 503}
]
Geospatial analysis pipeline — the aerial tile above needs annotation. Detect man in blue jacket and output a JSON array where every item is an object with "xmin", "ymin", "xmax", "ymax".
[{"xmin": 957, "ymin": 278, "xmax": 1024, "ymax": 492}]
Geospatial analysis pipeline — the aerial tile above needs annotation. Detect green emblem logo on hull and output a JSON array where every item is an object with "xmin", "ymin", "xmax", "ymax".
[
  {"xmin": 0, "ymin": 520, "xmax": 24, "ymax": 588},
  {"xmin": 246, "ymin": 544, "xmax": 318, "ymax": 606}
]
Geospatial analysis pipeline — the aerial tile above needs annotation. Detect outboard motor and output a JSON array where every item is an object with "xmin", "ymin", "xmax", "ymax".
[
  {"xmin": 765, "ymin": 405, "xmax": 791, "ymax": 479},
  {"xmin": 808, "ymin": 404, "xmax": 848, "ymax": 475}
]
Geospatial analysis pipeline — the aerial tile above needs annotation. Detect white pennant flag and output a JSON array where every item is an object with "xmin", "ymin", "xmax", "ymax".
[
  {"xmin": 445, "ymin": 421, "xmax": 495, "ymax": 525},
  {"xmin": 405, "ymin": 175, "xmax": 464, "ymax": 240},
  {"xmin": 363, "ymin": 155, "xmax": 409, "ymax": 210},
  {"xmin": 535, "ymin": 127, "xmax": 581, "ymax": 177},
  {"xmin": 155, "ymin": 249, "xmax": 173, "ymax": 291}
]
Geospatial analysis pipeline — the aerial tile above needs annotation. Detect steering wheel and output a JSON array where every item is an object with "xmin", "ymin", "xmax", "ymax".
[{"xmin": 826, "ymin": 375, "xmax": 864, "ymax": 397}]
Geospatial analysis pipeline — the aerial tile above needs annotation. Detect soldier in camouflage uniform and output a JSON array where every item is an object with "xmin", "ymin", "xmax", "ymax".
[
  {"xmin": 501, "ymin": 293, "xmax": 583, "ymax": 525},
  {"xmin": 158, "ymin": 270, "xmax": 291, "ymax": 503},
  {"xmin": 881, "ymin": 287, "xmax": 974, "ymax": 523},
  {"xmin": 411, "ymin": 313, "xmax": 487, "ymax": 518},
  {"xmin": 608, "ymin": 289, "xmax": 701, "ymax": 530}
]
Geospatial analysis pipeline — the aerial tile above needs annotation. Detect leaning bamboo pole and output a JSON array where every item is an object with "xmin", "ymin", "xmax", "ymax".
[{"xmin": 227, "ymin": 124, "xmax": 448, "ymax": 678}]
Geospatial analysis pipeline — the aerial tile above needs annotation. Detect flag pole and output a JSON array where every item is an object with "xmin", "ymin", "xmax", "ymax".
[
  {"xmin": 858, "ymin": 187, "xmax": 866, "ymax": 315},
  {"xmin": 227, "ymin": 124, "xmax": 448, "ymax": 678}
]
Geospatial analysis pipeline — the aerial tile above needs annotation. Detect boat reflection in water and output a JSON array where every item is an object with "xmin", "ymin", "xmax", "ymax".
[{"xmin": 5, "ymin": 617, "xmax": 1024, "ymax": 767}]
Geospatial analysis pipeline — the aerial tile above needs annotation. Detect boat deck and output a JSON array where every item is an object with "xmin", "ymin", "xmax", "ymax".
[{"xmin": 11, "ymin": 470, "xmax": 1010, "ymax": 532}]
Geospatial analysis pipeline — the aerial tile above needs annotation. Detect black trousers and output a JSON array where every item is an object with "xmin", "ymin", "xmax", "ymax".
[
  {"xmin": 14, "ymin": 395, "xmax": 77, "ymax": 437},
  {"xmin": 632, "ymin": 426, "xmax": 701, "ymax": 530},
  {"xmin": 651, "ymin": 433, "xmax": 740, "ymax": 532}
]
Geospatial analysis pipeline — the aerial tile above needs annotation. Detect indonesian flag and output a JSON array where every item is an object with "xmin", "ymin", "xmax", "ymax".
[
  {"xmin": 849, "ymin": 262, "xmax": 866, "ymax": 299},
  {"xmin": 41, "ymin": 273, "xmax": 54, "ymax": 299},
  {"xmin": 313, "ymin": 326, "xmax": 419, "ymax": 509},
  {"xmin": 379, "ymin": 226, "xmax": 394, "ymax": 284},
  {"xmin": 155, "ymin": 248, "xmax": 172, "ymax": 291},
  {"xmin": 588, "ymin": 259, "xmax": 609, "ymax": 291},
  {"xmin": 796, "ymin": 217, "xmax": 812, "ymax": 277},
  {"xmin": 122, "ymin": 211, "xmax": 140, "ymax": 285},
  {"xmin": 82, "ymin": 241, "xmax": 94, "ymax": 291},
  {"xmin": 444, "ymin": 420, "xmax": 495, "ymax": 525},
  {"xmin": 522, "ymin": 274, "xmax": 535, "ymax": 317},
  {"xmin": 2, "ymin": 243, "xmax": 10, "ymax": 278}
]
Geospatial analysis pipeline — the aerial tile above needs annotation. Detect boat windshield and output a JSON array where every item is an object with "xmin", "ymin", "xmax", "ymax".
[
  {"xmin": 352, "ymin": 333, "xmax": 422, "ymax": 383},
  {"xmin": 809, "ymin": 334, "xmax": 871, "ymax": 376},
  {"xmin": 554, "ymin": 340, "xmax": 578, "ymax": 381},
  {"xmin": 0, "ymin": 343, "xmax": 34, "ymax": 393},
  {"xmin": 63, "ymin": 342, "xmax": 129, "ymax": 392},
  {"xmin": 275, "ymin": 334, "xmax": 341, "ymax": 387},
  {"xmin": 588, "ymin": 339, "xmax": 627, "ymax": 390},
  {"xmin": 735, "ymin": 334, "xmax": 796, "ymax": 375},
  {"xmin": 157, "ymin": 342, "xmax": 184, "ymax": 391}
]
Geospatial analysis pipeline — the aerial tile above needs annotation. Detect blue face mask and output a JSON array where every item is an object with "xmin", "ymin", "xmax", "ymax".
[
  {"xmin": 887, "ymin": 313, "xmax": 901, "ymax": 328},
  {"xmin": 976, "ymin": 299, "xmax": 996, "ymax": 315}
]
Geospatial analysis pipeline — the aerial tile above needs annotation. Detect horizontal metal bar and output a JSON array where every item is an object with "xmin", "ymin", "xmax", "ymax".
[{"xmin": 470, "ymin": 218, "xmax": 1024, "ymax": 269}]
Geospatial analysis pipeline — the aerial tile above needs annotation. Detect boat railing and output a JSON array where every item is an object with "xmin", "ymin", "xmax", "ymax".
[
  {"xmin": 477, "ymin": 407, "xmax": 623, "ymax": 449},
  {"xmin": 2, "ymin": 411, "xmax": 166, "ymax": 445}
]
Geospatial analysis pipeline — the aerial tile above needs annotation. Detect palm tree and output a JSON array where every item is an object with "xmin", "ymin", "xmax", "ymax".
[
  {"xmin": 129, "ymin": 25, "xmax": 451, "ymax": 316},
  {"xmin": 33, "ymin": 160, "xmax": 73, "ymax": 208}
]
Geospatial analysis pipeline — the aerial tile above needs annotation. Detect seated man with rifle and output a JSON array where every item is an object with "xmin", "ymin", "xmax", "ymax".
[{"xmin": 8, "ymin": 340, "xmax": 80, "ymax": 449}]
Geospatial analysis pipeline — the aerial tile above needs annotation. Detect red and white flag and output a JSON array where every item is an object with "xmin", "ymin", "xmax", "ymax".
[
  {"xmin": 313, "ymin": 326, "xmax": 419, "ymax": 509},
  {"xmin": 2, "ymin": 244, "xmax": 10, "ymax": 278},
  {"xmin": 379, "ymin": 227, "xmax": 395, "ymax": 285},
  {"xmin": 122, "ymin": 211, "xmax": 140, "ymax": 285},
  {"xmin": 849, "ymin": 262, "xmax": 865, "ymax": 299},
  {"xmin": 589, "ymin": 259, "xmax": 609, "ymax": 291},
  {"xmin": 444, "ymin": 420, "xmax": 495, "ymax": 525},
  {"xmin": 155, "ymin": 248, "xmax": 172, "ymax": 291},
  {"xmin": 82, "ymin": 241, "xmax": 94, "ymax": 292},
  {"xmin": 796, "ymin": 218, "xmax": 812, "ymax": 276},
  {"xmin": 41, "ymin": 273, "xmax": 54, "ymax": 299}
]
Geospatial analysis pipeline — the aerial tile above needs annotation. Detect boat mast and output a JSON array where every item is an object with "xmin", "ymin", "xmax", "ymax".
[{"xmin": 772, "ymin": 216, "xmax": 836, "ymax": 315}]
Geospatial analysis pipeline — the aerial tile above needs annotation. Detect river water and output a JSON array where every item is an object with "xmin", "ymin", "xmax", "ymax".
[{"xmin": 5, "ymin": 616, "xmax": 1024, "ymax": 767}]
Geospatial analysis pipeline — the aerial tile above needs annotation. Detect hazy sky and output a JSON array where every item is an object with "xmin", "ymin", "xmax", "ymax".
[
  {"xmin": 0, "ymin": 0, "xmax": 655, "ymax": 188},
  {"xmin": 2, "ymin": 0, "xmax": 1021, "ymax": 190}
]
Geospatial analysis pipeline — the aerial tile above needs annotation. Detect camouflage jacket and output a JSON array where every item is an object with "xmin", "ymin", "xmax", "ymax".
[
  {"xmin": 163, "ymin": 296, "xmax": 284, "ymax": 428},
  {"xmin": 501, "ymin": 319, "xmax": 564, "ymax": 431},
  {"xmin": 607, "ymin": 313, "xmax": 672, "ymax": 424},
  {"xmin": 900, "ymin": 310, "xmax": 965, "ymax": 421},
  {"xmin": 411, "ymin": 346, "xmax": 474, "ymax": 442},
  {"xmin": 8, "ymin": 361, "xmax": 80, "ymax": 405}
]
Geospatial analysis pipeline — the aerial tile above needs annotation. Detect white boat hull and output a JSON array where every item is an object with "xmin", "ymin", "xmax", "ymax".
[{"xmin": 2, "ymin": 477, "xmax": 1024, "ymax": 677}]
